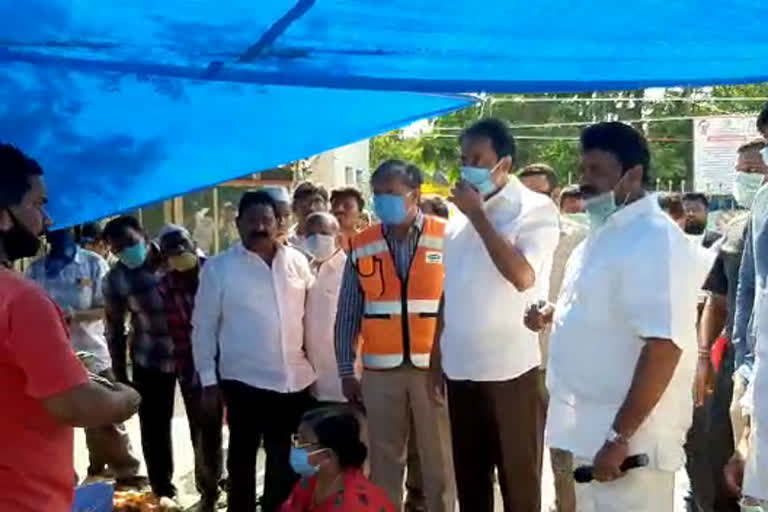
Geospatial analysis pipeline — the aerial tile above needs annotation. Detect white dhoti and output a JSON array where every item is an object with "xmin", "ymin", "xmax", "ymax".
[{"xmin": 573, "ymin": 457, "xmax": 675, "ymax": 512}]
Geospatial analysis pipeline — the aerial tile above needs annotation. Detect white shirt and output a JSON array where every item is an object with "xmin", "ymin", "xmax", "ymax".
[
  {"xmin": 441, "ymin": 176, "xmax": 560, "ymax": 381},
  {"xmin": 546, "ymin": 194, "xmax": 700, "ymax": 471},
  {"xmin": 305, "ymin": 249, "xmax": 348, "ymax": 402},
  {"xmin": 192, "ymin": 243, "xmax": 316, "ymax": 392},
  {"xmin": 745, "ymin": 274, "xmax": 768, "ymax": 500}
]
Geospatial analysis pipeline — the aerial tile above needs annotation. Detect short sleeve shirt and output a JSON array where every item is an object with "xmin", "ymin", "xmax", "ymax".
[
  {"xmin": 0, "ymin": 270, "xmax": 89, "ymax": 512},
  {"xmin": 441, "ymin": 177, "xmax": 561, "ymax": 381},
  {"xmin": 546, "ymin": 195, "xmax": 700, "ymax": 471},
  {"xmin": 27, "ymin": 248, "xmax": 112, "ymax": 373}
]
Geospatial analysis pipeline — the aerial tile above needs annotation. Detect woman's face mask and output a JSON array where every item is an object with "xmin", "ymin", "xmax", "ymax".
[
  {"xmin": 289, "ymin": 446, "xmax": 329, "ymax": 477},
  {"xmin": 167, "ymin": 251, "xmax": 199, "ymax": 273}
]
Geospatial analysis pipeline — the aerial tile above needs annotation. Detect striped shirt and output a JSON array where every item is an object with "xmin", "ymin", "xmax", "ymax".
[{"xmin": 335, "ymin": 212, "xmax": 424, "ymax": 377}]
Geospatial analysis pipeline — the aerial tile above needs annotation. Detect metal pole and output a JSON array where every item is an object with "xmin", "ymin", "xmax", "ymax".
[{"xmin": 213, "ymin": 187, "xmax": 220, "ymax": 254}]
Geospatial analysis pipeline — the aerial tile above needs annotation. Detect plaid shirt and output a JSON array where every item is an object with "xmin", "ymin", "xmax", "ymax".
[
  {"xmin": 104, "ymin": 263, "xmax": 174, "ymax": 381},
  {"xmin": 157, "ymin": 259, "xmax": 206, "ymax": 387}
]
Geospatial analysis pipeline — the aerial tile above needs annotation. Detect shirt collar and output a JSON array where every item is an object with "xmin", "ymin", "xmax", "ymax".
[
  {"xmin": 73, "ymin": 247, "xmax": 85, "ymax": 265},
  {"xmin": 484, "ymin": 175, "xmax": 523, "ymax": 211},
  {"xmin": 606, "ymin": 193, "xmax": 659, "ymax": 229},
  {"xmin": 315, "ymin": 248, "xmax": 346, "ymax": 272},
  {"xmin": 236, "ymin": 241, "xmax": 283, "ymax": 262}
]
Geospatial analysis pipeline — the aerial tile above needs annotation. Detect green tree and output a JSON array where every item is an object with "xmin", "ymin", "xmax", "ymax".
[{"xmin": 372, "ymin": 85, "xmax": 768, "ymax": 191}]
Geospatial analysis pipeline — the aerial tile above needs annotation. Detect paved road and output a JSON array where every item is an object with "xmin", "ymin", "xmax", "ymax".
[{"xmin": 74, "ymin": 389, "xmax": 689, "ymax": 511}]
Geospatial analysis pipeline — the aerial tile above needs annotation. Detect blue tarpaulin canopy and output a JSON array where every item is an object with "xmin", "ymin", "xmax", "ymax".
[{"xmin": 2, "ymin": 1, "xmax": 767, "ymax": 226}]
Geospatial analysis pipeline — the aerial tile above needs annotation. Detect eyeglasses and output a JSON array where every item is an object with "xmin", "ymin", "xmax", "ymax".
[{"xmin": 291, "ymin": 434, "xmax": 320, "ymax": 449}]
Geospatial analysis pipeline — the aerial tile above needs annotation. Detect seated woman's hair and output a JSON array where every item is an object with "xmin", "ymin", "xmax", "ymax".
[{"xmin": 302, "ymin": 406, "xmax": 367, "ymax": 469}]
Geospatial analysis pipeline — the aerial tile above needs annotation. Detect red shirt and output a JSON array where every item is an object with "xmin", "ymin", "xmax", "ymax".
[
  {"xmin": 280, "ymin": 468, "xmax": 396, "ymax": 512},
  {"xmin": 0, "ymin": 269, "xmax": 89, "ymax": 512}
]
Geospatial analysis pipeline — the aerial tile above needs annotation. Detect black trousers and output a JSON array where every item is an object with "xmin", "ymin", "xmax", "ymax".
[
  {"xmin": 221, "ymin": 380, "xmax": 313, "ymax": 512},
  {"xmin": 447, "ymin": 368, "xmax": 544, "ymax": 512},
  {"xmin": 684, "ymin": 345, "xmax": 739, "ymax": 512},
  {"xmin": 132, "ymin": 365, "xmax": 223, "ymax": 501}
]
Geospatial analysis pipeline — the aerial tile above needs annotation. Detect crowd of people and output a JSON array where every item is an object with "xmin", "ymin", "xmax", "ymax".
[{"xmin": 2, "ymin": 110, "xmax": 768, "ymax": 512}]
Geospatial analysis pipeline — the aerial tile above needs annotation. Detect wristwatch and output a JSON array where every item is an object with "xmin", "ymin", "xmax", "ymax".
[{"xmin": 606, "ymin": 428, "xmax": 629, "ymax": 445}]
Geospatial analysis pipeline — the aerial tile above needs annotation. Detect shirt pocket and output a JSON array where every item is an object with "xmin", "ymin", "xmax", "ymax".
[
  {"xmin": 282, "ymin": 275, "xmax": 307, "ymax": 312},
  {"xmin": 67, "ymin": 270, "xmax": 95, "ymax": 310}
]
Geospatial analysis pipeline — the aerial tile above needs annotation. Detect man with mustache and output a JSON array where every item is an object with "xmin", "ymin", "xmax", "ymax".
[
  {"xmin": 192, "ymin": 190, "xmax": 316, "ymax": 512},
  {"xmin": 528, "ymin": 122, "xmax": 700, "ymax": 511}
]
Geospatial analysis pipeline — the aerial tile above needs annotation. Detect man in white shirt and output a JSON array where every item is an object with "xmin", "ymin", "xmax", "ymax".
[
  {"xmin": 192, "ymin": 190, "xmax": 316, "ymax": 512},
  {"xmin": 429, "ymin": 119, "xmax": 560, "ymax": 512},
  {"xmin": 303, "ymin": 212, "xmax": 348, "ymax": 403},
  {"xmin": 527, "ymin": 122, "xmax": 700, "ymax": 511}
]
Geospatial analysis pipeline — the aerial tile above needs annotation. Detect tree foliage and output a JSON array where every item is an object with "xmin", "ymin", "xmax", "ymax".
[{"xmin": 371, "ymin": 85, "xmax": 768, "ymax": 191}]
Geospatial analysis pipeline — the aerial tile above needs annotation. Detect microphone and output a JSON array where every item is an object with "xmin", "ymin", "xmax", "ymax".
[{"xmin": 573, "ymin": 454, "xmax": 649, "ymax": 483}]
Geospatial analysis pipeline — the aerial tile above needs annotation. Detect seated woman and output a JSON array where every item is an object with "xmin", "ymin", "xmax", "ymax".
[{"xmin": 281, "ymin": 406, "xmax": 396, "ymax": 512}]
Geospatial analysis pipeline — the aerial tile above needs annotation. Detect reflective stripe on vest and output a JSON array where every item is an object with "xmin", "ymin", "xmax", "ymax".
[
  {"xmin": 418, "ymin": 235, "xmax": 444, "ymax": 251},
  {"xmin": 351, "ymin": 240, "xmax": 389, "ymax": 262},
  {"xmin": 364, "ymin": 299, "xmax": 441, "ymax": 316},
  {"xmin": 362, "ymin": 353, "xmax": 403, "ymax": 369},
  {"xmin": 362, "ymin": 352, "xmax": 430, "ymax": 370}
]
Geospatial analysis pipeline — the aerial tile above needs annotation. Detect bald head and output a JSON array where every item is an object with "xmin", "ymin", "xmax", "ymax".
[{"xmin": 306, "ymin": 211, "xmax": 339, "ymax": 237}]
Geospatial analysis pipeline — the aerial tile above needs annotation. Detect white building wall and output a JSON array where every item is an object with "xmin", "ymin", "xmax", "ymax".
[{"xmin": 309, "ymin": 140, "xmax": 370, "ymax": 193}]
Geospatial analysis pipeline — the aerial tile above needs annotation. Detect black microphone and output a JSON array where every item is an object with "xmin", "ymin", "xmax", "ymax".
[{"xmin": 573, "ymin": 454, "xmax": 650, "ymax": 483}]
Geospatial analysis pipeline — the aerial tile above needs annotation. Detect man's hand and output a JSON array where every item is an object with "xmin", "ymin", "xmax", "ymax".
[
  {"xmin": 427, "ymin": 364, "xmax": 446, "ymax": 406},
  {"xmin": 113, "ymin": 382, "xmax": 141, "ymax": 422},
  {"xmin": 450, "ymin": 180, "xmax": 485, "ymax": 218},
  {"xmin": 524, "ymin": 302, "xmax": 555, "ymax": 332},
  {"xmin": 693, "ymin": 354, "xmax": 713, "ymax": 407},
  {"xmin": 200, "ymin": 385, "xmax": 222, "ymax": 420},
  {"xmin": 592, "ymin": 440, "xmax": 629, "ymax": 482},
  {"xmin": 342, "ymin": 376, "xmax": 364, "ymax": 408},
  {"xmin": 724, "ymin": 452, "xmax": 745, "ymax": 496}
]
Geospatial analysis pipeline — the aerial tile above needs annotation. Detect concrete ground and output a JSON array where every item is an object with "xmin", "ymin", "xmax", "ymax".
[{"xmin": 74, "ymin": 388, "xmax": 690, "ymax": 511}]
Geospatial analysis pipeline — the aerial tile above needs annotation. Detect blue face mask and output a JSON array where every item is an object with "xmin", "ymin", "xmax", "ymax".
[
  {"xmin": 584, "ymin": 191, "xmax": 618, "ymax": 229},
  {"xmin": 374, "ymin": 194, "xmax": 409, "ymax": 225},
  {"xmin": 118, "ymin": 241, "xmax": 147, "ymax": 269},
  {"xmin": 290, "ymin": 446, "xmax": 323, "ymax": 477},
  {"xmin": 460, "ymin": 166, "xmax": 496, "ymax": 196}
]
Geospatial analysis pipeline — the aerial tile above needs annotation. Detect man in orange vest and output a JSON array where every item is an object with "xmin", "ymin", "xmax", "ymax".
[{"xmin": 335, "ymin": 159, "xmax": 456, "ymax": 512}]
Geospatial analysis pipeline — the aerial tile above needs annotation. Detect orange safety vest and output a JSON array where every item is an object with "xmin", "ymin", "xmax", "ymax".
[{"xmin": 350, "ymin": 215, "xmax": 446, "ymax": 370}]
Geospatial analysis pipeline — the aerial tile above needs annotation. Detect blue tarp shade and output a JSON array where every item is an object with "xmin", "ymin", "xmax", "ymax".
[
  {"xmin": 3, "ymin": 1, "xmax": 768, "ymax": 224},
  {"xmin": 1, "ymin": 62, "xmax": 471, "ymax": 227}
]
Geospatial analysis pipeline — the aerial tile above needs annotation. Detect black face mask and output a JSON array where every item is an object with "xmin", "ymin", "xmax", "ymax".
[
  {"xmin": 684, "ymin": 219, "xmax": 707, "ymax": 236},
  {"xmin": 3, "ymin": 209, "xmax": 42, "ymax": 262}
]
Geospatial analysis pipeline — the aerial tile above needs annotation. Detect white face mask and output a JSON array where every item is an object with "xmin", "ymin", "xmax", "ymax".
[
  {"xmin": 733, "ymin": 172, "xmax": 764, "ymax": 209},
  {"xmin": 305, "ymin": 234, "xmax": 337, "ymax": 261}
]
